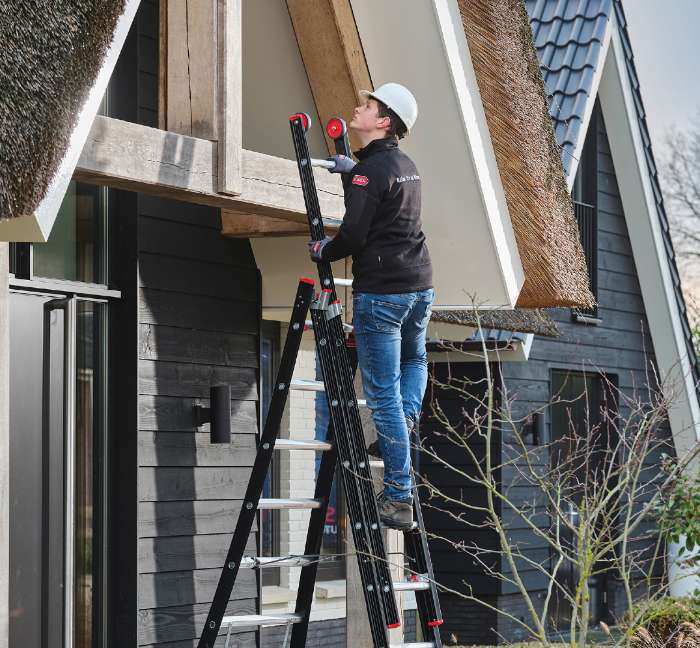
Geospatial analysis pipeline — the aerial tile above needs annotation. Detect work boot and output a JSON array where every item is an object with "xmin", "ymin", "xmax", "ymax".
[
  {"xmin": 366, "ymin": 418, "xmax": 416, "ymax": 459},
  {"xmin": 377, "ymin": 492, "xmax": 414, "ymax": 530}
]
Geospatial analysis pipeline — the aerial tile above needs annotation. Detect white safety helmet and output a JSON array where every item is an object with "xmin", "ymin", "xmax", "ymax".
[{"xmin": 361, "ymin": 82, "xmax": 418, "ymax": 132}]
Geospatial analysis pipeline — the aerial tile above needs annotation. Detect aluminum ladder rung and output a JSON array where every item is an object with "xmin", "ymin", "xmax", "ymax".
[
  {"xmin": 274, "ymin": 439, "xmax": 332, "ymax": 451},
  {"xmin": 221, "ymin": 613, "xmax": 304, "ymax": 628},
  {"xmin": 290, "ymin": 378, "xmax": 367, "ymax": 406},
  {"xmin": 390, "ymin": 643, "xmax": 436, "ymax": 648},
  {"xmin": 290, "ymin": 378, "xmax": 324, "ymax": 392},
  {"xmin": 393, "ymin": 578, "xmax": 430, "ymax": 592},
  {"xmin": 239, "ymin": 555, "xmax": 317, "ymax": 569},
  {"xmin": 334, "ymin": 277, "xmax": 353, "ymax": 286},
  {"xmin": 257, "ymin": 498, "xmax": 321, "ymax": 510}
]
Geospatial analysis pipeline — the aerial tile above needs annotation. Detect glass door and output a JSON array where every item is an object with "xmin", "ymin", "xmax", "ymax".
[{"xmin": 9, "ymin": 293, "xmax": 107, "ymax": 648}]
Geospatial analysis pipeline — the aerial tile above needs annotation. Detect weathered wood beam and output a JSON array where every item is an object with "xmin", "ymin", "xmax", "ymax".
[
  {"xmin": 75, "ymin": 116, "xmax": 344, "ymax": 225},
  {"xmin": 162, "ymin": 0, "xmax": 218, "ymax": 139},
  {"xmin": 217, "ymin": 0, "xmax": 242, "ymax": 195},
  {"xmin": 221, "ymin": 212, "xmax": 306, "ymax": 237},
  {"xmin": 286, "ymin": 0, "xmax": 372, "ymax": 153},
  {"xmin": 221, "ymin": 211, "xmax": 339, "ymax": 238}
]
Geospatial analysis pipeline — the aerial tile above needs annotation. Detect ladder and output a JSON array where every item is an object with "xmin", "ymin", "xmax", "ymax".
[{"xmin": 196, "ymin": 114, "xmax": 443, "ymax": 648}]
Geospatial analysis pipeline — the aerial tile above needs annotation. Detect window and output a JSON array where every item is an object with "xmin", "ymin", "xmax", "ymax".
[
  {"xmin": 572, "ymin": 104, "xmax": 600, "ymax": 322},
  {"xmin": 549, "ymin": 369, "xmax": 618, "ymax": 628}
]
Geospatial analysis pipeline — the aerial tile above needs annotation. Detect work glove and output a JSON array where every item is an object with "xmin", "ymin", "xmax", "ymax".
[
  {"xmin": 326, "ymin": 154, "xmax": 356, "ymax": 174},
  {"xmin": 308, "ymin": 236, "xmax": 332, "ymax": 263}
]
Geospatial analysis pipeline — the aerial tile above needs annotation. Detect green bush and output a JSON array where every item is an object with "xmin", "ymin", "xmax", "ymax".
[{"xmin": 628, "ymin": 597, "xmax": 700, "ymax": 639}]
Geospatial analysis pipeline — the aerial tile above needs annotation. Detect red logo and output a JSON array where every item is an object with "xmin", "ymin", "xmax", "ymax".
[{"xmin": 352, "ymin": 174, "xmax": 369, "ymax": 186}]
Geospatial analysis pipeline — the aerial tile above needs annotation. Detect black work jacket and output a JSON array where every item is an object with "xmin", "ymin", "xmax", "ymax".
[{"xmin": 322, "ymin": 137, "xmax": 433, "ymax": 294}]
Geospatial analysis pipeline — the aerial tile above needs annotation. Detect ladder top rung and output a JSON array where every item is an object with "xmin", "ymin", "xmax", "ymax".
[
  {"xmin": 334, "ymin": 277, "xmax": 353, "ymax": 287},
  {"xmin": 221, "ymin": 613, "xmax": 304, "ymax": 628},
  {"xmin": 258, "ymin": 498, "xmax": 321, "ymax": 510},
  {"xmin": 274, "ymin": 439, "xmax": 332, "ymax": 452}
]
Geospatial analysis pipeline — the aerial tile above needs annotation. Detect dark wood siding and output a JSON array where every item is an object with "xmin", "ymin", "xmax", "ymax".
[
  {"xmin": 421, "ymin": 362, "xmax": 501, "ymax": 645},
  {"xmin": 496, "ymin": 103, "xmax": 674, "ymax": 638},
  {"xmin": 131, "ymin": 4, "xmax": 260, "ymax": 646}
]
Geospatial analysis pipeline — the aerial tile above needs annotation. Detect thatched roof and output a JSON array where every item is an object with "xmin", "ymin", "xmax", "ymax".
[
  {"xmin": 459, "ymin": 0, "xmax": 594, "ymax": 309},
  {"xmin": 431, "ymin": 308, "xmax": 560, "ymax": 338},
  {"xmin": 0, "ymin": 0, "xmax": 126, "ymax": 221}
]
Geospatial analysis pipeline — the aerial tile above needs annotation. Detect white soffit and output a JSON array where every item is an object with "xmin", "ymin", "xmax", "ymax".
[
  {"xmin": 598, "ymin": 17, "xmax": 700, "ymax": 455},
  {"xmin": 349, "ymin": 0, "xmax": 524, "ymax": 310},
  {"xmin": 0, "ymin": 0, "xmax": 141, "ymax": 242}
]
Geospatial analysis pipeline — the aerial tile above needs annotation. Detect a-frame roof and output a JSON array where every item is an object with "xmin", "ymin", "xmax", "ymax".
[{"xmin": 526, "ymin": 0, "xmax": 700, "ymax": 442}]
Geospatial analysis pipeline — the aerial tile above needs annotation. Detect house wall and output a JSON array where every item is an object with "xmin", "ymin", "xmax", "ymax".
[
  {"xmin": 242, "ymin": 0, "xmax": 325, "ymax": 159},
  {"xmin": 495, "ymin": 104, "xmax": 674, "ymax": 642},
  {"xmin": 110, "ymin": 3, "xmax": 260, "ymax": 645},
  {"xmin": 421, "ymin": 361, "xmax": 501, "ymax": 646}
]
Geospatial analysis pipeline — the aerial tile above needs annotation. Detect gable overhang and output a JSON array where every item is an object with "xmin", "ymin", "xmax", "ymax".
[
  {"xmin": 0, "ymin": 0, "xmax": 141, "ymax": 242},
  {"xmin": 349, "ymin": 0, "xmax": 524, "ymax": 310},
  {"xmin": 597, "ymin": 14, "xmax": 700, "ymax": 455}
]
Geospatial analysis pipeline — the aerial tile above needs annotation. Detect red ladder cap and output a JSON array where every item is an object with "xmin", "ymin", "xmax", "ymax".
[
  {"xmin": 428, "ymin": 619, "xmax": 444, "ymax": 627},
  {"xmin": 326, "ymin": 117, "xmax": 346, "ymax": 139},
  {"xmin": 387, "ymin": 622, "xmax": 401, "ymax": 629},
  {"xmin": 299, "ymin": 277, "xmax": 315, "ymax": 285},
  {"xmin": 289, "ymin": 112, "xmax": 310, "ymax": 131},
  {"xmin": 331, "ymin": 299, "xmax": 342, "ymax": 305},
  {"xmin": 322, "ymin": 288, "xmax": 333, "ymax": 293}
]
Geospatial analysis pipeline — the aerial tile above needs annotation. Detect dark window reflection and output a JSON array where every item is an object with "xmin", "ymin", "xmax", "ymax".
[{"xmin": 32, "ymin": 182, "xmax": 107, "ymax": 284}]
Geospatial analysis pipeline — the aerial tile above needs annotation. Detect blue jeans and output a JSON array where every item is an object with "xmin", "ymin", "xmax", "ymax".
[{"xmin": 352, "ymin": 289, "xmax": 434, "ymax": 501}]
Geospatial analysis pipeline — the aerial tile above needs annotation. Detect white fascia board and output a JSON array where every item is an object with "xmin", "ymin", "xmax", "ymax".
[
  {"xmin": 565, "ymin": 18, "xmax": 613, "ymax": 190},
  {"xmin": 0, "ymin": 0, "xmax": 141, "ymax": 242},
  {"xmin": 598, "ymin": 17, "xmax": 700, "ymax": 455},
  {"xmin": 350, "ymin": 0, "xmax": 524, "ymax": 310}
]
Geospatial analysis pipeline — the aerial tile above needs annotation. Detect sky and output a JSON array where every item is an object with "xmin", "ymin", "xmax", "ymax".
[
  {"xmin": 623, "ymin": 1, "xmax": 700, "ymax": 295},
  {"xmin": 623, "ymin": 0, "xmax": 700, "ymax": 155}
]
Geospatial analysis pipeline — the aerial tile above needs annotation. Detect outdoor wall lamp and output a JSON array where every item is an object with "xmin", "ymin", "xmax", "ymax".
[
  {"xmin": 522, "ymin": 411, "xmax": 545, "ymax": 446},
  {"xmin": 194, "ymin": 384, "xmax": 231, "ymax": 444}
]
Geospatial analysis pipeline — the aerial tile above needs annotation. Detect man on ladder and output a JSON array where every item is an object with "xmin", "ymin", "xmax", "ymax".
[{"xmin": 309, "ymin": 83, "xmax": 434, "ymax": 530}]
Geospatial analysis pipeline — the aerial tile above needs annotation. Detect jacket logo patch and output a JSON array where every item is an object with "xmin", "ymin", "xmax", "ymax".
[
  {"xmin": 396, "ymin": 174, "xmax": 420, "ymax": 183},
  {"xmin": 352, "ymin": 174, "xmax": 369, "ymax": 186}
]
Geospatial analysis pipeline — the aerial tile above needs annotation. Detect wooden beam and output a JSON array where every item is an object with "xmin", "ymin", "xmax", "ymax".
[
  {"xmin": 221, "ymin": 212, "xmax": 306, "ymax": 237},
  {"xmin": 74, "ymin": 116, "xmax": 344, "ymax": 225},
  {"xmin": 286, "ymin": 0, "xmax": 372, "ymax": 153},
  {"xmin": 221, "ymin": 211, "xmax": 339, "ymax": 238},
  {"xmin": 164, "ymin": 0, "xmax": 218, "ymax": 139},
  {"xmin": 217, "ymin": 0, "xmax": 242, "ymax": 195}
]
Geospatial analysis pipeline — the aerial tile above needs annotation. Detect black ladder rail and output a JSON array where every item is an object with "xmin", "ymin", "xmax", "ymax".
[
  {"xmin": 289, "ymin": 114, "xmax": 401, "ymax": 630},
  {"xmin": 405, "ymin": 473, "xmax": 443, "ymax": 646},
  {"xmin": 197, "ymin": 279, "xmax": 315, "ymax": 648}
]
